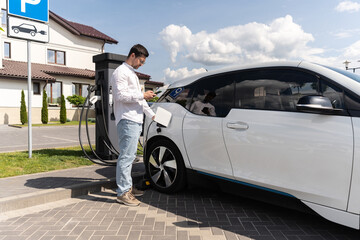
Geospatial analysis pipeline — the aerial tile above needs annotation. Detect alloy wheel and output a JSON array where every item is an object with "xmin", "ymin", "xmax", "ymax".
[{"xmin": 148, "ymin": 146, "xmax": 177, "ymax": 188}]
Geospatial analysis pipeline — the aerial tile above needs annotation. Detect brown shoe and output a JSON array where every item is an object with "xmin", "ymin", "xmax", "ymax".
[
  {"xmin": 116, "ymin": 191, "xmax": 140, "ymax": 206},
  {"xmin": 131, "ymin": 187, "xmax": 144, "ymax": 197}
]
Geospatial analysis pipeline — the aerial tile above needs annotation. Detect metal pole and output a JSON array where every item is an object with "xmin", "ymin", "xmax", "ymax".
[{"xmin": 27, "ymin": 40, "xmax": 32, "ymax": 158}]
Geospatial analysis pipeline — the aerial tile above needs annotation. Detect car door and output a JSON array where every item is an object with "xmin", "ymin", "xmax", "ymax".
[
  {"xmin": 223, "ymin": 68, "xmax": 353, "ymax": 210},
  {"xmin": 182, "ymin": 74, "xmax": 235, "ymax": 179}
]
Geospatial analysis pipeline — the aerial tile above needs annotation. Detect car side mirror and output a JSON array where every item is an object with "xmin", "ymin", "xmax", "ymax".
[{"xmin": 296, "ymin": 95, "xmax": 342, "ymax": 114}]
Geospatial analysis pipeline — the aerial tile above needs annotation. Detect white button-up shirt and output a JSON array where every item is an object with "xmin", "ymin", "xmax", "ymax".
[{"xmin": 111, "ymin": 62, "xmax": 155, "ymax": 125}]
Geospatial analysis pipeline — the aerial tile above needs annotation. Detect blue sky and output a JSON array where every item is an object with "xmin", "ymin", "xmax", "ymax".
[{"xmin": 50, "ymin": 0, "xmax": 360, "ymax": 83}]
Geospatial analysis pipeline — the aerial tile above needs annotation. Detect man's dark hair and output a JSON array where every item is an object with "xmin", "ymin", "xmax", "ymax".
[{"xmin": 128, "ymin": 44, "xmax": 149, "ymax": 58}]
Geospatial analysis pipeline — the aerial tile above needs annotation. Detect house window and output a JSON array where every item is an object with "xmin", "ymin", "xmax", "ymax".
[
  {"xmin": 4, "ymin": 42, "xmax": 10, "ymax": 58},
  {"xmin": 33, "ymin": 82, "xmax": 40, "ymax": 95},
  {"xmin": 1, "ymin": 10, "xmax": 6, "ymax": 25},
  {"xmin": 72, "ymin": 83, "xmax": 89, "ymax": 98},
  {"xmin": 47, "ymin": 49, "xmax": 65, "ymax": 65},
  {"xmin": 46, "ymin": 82, "xmax": 62, "ymax": 106}
]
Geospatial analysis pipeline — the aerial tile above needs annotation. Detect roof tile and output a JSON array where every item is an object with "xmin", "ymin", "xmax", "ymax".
[
  {"xmin": 0, "ymin": 60, "xmax": 157, "ymax": 85},
  {"xmin": 0, "ymin": 60, "xmax": 95, "ymax": 81},
  {"xmin": 50, "ymin": 11, "xmax": 118, "ymax": 44}
]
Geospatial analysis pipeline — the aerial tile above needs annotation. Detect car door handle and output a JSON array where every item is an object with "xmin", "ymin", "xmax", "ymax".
[{"xmin": 226, "ymin": 122, "xmax": 249, "ymax": 130}]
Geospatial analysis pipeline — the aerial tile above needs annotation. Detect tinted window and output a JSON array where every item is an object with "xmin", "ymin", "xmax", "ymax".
[
  {"xmin": 345, "ymin": 92, "xmax": 360, "ymax": 117},
  {"xmin": 190, "ymin": 74, "xmax": 234, "ymax": 117},
  {"xmin": 321, "ymin": 81, "xmax": 344, "ymax": 109},
  {"xmin": 160, "ymin": 74, "xmax": 235, "ymax": 117},
  {"xmin": 234, "ymin": 68, "xmax": 346, "ymax": 112},
  {"xmin": 235, "ymin": 69, "xmax": 320, "ymax": 111},
  {"xmin": 158, "ymin": 86, "xmax": 195, "ymax": 109}
]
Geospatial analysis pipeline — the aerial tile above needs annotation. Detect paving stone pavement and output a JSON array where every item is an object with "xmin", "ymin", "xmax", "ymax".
[
  {"xmin": 0, "ymin": 165, "xmax": 115, "ymax": 199},
  {"xmin": 1, "ymin": 187, "xmax": 359, "ymax": 240}
]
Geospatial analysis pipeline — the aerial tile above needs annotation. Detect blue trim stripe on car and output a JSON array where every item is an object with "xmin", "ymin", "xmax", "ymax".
[{"xmin": 197, "ymin": 171, "xmax": 295, "ymax": 198}]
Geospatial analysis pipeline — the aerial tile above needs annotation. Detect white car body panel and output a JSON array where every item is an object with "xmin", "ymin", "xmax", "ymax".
[
  {"xmin": 144, "ymin": 61, "xmax": 360, "ymax": 229},
  {"xmin": 223, "ymin": 109, "xmax": 353, "ymax": 210},
  {"xmin": 302, "ymin": 201, "xmax": 360, "ymax": 229},
  {"xmin": 183, "ymin": 112, "xmax": 234, "ymax": 179},
  {"xmin": 349, "ymin": 117, "xmax": 360, "ymax": 214},
  {"xmin": 144, "ymin": 103, "xmax": 192, "ymax": 168}
]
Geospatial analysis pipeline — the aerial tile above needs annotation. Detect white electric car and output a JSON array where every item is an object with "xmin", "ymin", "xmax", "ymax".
[{"xmin": 143, "ymin": 61, "xmax": 360, "ymax": 229}]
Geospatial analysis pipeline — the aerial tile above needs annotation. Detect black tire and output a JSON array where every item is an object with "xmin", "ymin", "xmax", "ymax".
[
  {"xmin": 13, "ymin": 28, "xmax": 19, "ymax": 33},
  {"xmin": 145, "ymin": 139, "xmax": 187, "ymax": 193}
]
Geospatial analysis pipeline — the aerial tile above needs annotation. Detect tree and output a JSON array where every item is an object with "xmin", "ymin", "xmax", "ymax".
[
  {"xmin": 148, "ymin": 96, "xmax": 159, "ymax": 102},
  {"xmin": 20, "ymin": 90, "xmax": 27, "ymax": 125},
  {"xmin": 41, "ymin": 89, "xmax": 48, "ymax": 124},
  {"xmin": 66, "ymin": 94, "xmax": 86, "ymax": 121},
  {"xmin": 60, "ymin": 95, "xmax": 67, "ymax": 124}
]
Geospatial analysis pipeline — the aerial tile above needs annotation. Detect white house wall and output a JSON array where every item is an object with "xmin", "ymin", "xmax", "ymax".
[
  {"xmin": 49, "ymin": 20, "xmax": 103, "ymax": 53},
  {"xmin": 0, "ymin": 75, "xmax": 95, "ymax": 124},
  {"xmin": 0, "ymin": 0, "xmax": 106, "ymax": 124},
  {"xmin": 1, "ymin": 0, "xmax": 104, "ymax": 70},
  {"xmin": 0, "ymin": 76, "xmax": 95, "ymax": 109},
  {"xmin": 47, "ymin": 20, "xmax": 104, "ymax": 70},
  {"xmin": 57, "ymin": 76, "xmax": 95, "ymax": 109},
  {"xmin": 0, "ymin": 1, "xmax": 6, "ymax": 13},
  {"xmin": 0, "ymin": 78, "xmax": 36, "ymax": 107},
  {"xmin": 0, "ymin": 77, "xmax": 42, "ymax": 124}
]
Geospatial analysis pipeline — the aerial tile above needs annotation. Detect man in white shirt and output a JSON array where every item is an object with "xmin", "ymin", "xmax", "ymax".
[{"xmin": 111, "ymin": 44, "xmax": 156, "ymax": 206}]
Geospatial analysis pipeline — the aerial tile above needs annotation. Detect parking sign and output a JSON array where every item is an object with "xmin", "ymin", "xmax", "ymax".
[
  {"xmin": 8, "ymin": 16, "xmax": 49, "ymax": 42},
  {"xmin": 8, "ymin": 0, "xmax": 49, "ymax": 22}
]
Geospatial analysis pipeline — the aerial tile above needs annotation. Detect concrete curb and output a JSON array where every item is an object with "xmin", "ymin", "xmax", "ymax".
[
  {"xmin": 7, "ymin": 124, "xmax": 22, "ymax": 129},
  {"xmin": 0, "ymin": 178, "xmax": 116, "ymax": 213}
]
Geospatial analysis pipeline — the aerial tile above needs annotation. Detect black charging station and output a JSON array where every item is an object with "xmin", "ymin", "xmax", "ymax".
[{"xmin": 92, "ymin": 53, "xmax": 127, "ymax": 159}]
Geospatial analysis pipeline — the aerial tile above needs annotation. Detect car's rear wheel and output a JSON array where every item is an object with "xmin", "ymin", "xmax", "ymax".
[{"xmin": 145, "ymin": 139, "xmax": 186, "ymax": 193}]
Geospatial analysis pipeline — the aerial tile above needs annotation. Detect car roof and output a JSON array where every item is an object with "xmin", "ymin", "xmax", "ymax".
[
  {"xmin": 169, "ymin": 61, "xmax": 301, "ymax": 88},
  {"xmin": 168, "ymin": 61, "xmax": 360, "ymax": 96}
]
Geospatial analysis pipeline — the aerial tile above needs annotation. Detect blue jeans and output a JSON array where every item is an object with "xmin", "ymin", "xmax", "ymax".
[{"xmin": 116, "ymin": 119, "xmax": 142, "ymax": 196}]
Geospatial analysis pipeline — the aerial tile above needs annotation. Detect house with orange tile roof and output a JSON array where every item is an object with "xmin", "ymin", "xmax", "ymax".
[{"xmin": 0, "ymin": 6, "xmax": 162, "ymax": 125}]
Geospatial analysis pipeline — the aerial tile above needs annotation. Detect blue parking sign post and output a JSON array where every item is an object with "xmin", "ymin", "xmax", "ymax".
[
  {"xmin": 7, "ymin": 0, "xmax": 49, "ymax": 158},
  {"xmin": 8, "ymin": 0, "xmax": 49, "ymax": 22}
]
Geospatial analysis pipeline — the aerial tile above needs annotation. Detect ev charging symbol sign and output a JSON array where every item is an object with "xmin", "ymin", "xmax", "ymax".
[{"xmin": 8, "ymin": 0, "xmax": 49, "ymax": 22}]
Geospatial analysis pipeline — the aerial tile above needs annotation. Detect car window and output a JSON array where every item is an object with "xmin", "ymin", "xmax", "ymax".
[
  {"xmin": 158, "ymin": 86, "xmax": 195, "ymax": 109},
  {"xmin": 235, "ymin": 68, "xmax": 320, "ymax": 111},
  {"xmin": 190, "ymin": 73, "xmax": 234, "ymax": 117},
  {"xmin": 321, "ymin": 80, "xmax": 344, "ymax": 109},
  {"xmin": 345, "ymin": 92, "xmax": 360, "ymax": 116}
]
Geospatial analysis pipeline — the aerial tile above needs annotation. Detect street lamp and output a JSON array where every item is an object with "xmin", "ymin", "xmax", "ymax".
[{"xmin": 343, "ymin": 60, "xmax": 360, "ymax": 73}]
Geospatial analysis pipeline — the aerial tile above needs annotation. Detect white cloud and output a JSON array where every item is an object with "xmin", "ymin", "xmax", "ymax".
[
  {"xmin": 342, "ymin": 40, "xmax": 360, "ymax": 59},
  {"xmin": 332, "ymin": 28, "xmax": 360, "ymax": 39},
  {"xmin": 163, "ymin": 67, "xmax": 207, "ymax": 84},
  {"xmin": 335, "ymin": 1, "xmax": 360, "ymax": 12},
  {"xmin": 160, "ymin": 15, "xmax": 321, "ymax": 66}
]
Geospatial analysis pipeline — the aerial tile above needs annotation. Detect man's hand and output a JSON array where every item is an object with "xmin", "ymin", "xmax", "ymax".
[{"xmin": 144, "ymin": 91, "xmax": 156, "ymax": 100}]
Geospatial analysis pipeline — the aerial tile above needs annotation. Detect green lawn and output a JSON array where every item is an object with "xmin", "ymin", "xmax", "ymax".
[{"xmin": 0, "ymin": 146, "xmax": 94, "ymax": 178}]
